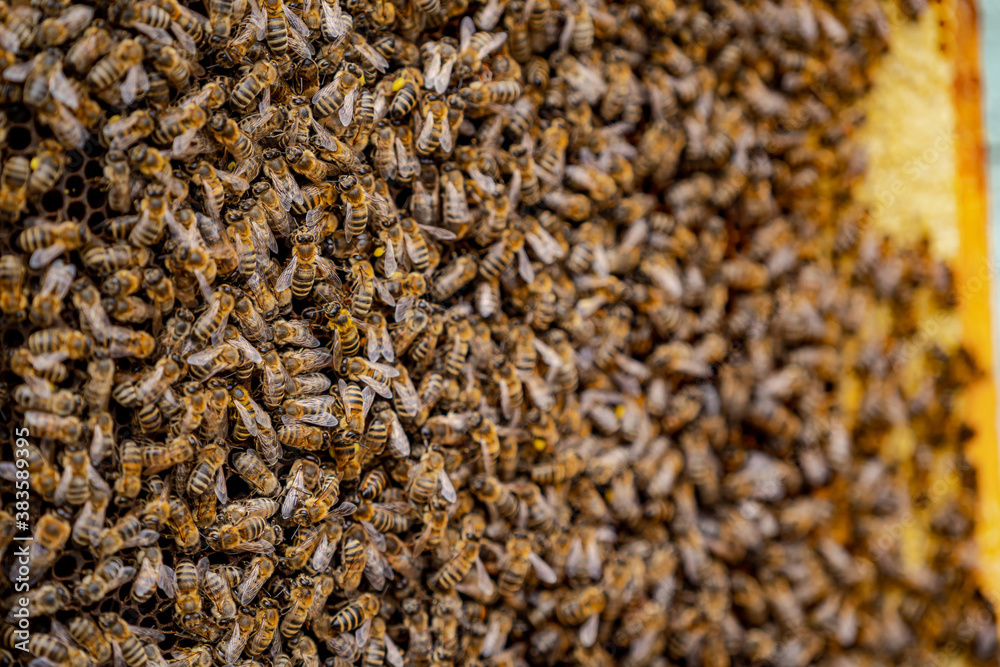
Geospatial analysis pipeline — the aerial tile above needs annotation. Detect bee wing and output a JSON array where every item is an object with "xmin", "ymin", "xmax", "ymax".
[
  {"xmin": 354, "ymin": 37, "xmax": 389, "ymax": 72},
  {"xmin": 579, "ymin": 613, "xmax": 600, "ymax": 648},
  {"xmin": 274, "ymin": 255, "xmax": 299, "ymax": 297},
  {"xmin": 87, "ymin": 458, "xmax": 112, "ymax": 497},
  {"xmin": 216, "ymin": 168, "xmax": 250, "ymax": 194},
  {"xmin": 415, "ymin": 224, "xmax": 456, "ymax": 242},
  {"xmin": 41, "ymin": 259, "xmax": 76, "ymax": 298},
  {"xmin": 528, "ymin": 552, "xmax": 558, "ymax": 584},
  {"xmin": 384, "ymin": 635, "xmax": 404, "ymax": 667},
  {"xmin": 439, "ymin": 116, "xmax": 453, "ymax": 153},
  {"xmin": 416, "ymin": 107, "xmax": 435, "ymax": 147},
  {"xmin": 320, "ymin": 0, "xmax": 347, "ymax": 41},
  {"xmin": 339, "ymin": 86, "xmax": 359, "ymax": 127},
  {"xmin": 459, "ymin": 16, "xmax": 475, "ymax": 50},
  {"xmin": 32, "ymin": 350, "xmax": 70, "ymax": 371},
  {"xmin": 157, "ymin": 563, "xmax": 177, "ymax": 598},
  {"xmin": 281, "ymin": 468, "xmax": 305, "ymax": 519},
  {"xmin": 373, "ymin": 276, "xmax": 396, "ymax": 306},
  {"xmin": 53, "ymin": 462, "xmax": 72, "ymax": 506},
  {"xmin": 90, "ymin": 421, "xmax": 110, "ymax": 465},
  {"xmin": 287, "ymin": 24, "xmax": 315, "ymax": 59},
  {"xmin": 223, "ymin": 618, "xmax": 246, "ymax": 663},
  {"xmin": 380, "ymin": 324, "xmax": 395, "ymax": 363},
  {"xmin": 229, "ymin": 330, "xmax": 263, "ymax": 365},
  {"xmin": 215, "ymin": 468, "xmax": 229, "ymax": 503},
  {"xmin": 382, "ymin": 233, "xmax": 398, "ymax": 277},
  {"xmin": 235, "ymin": 539, "xmax": 276, "ymax": 553},
  {"xmin": 507, "ymin": 166, "xmax": 522, "ymax": 209},
  {"xmin": 393, "ymin": 296, "xmax": 414, "ymax": 323},
  {"xmin": 186, "ymin": 344, "xmax": 226, "ymax": 366},
  {"xmin": 437, "ymin": 470, "xmax": 457, "ymax": 503},
  {"xmin": 525, "ymin": 225, "xmax": 565, "ymax": 262},
  {"xmin": 112, "ymin": 641, "xmax": 127, "ymax": 667},
  {"xmin": 2, "ymin": 60, "xmax": 34, "ymax": 82},
  {"xmin": 134, "ymin": 22, "xmax": 173, "ymax": 45},
  {"xmin": 584, "ymin": 535, "xmax": 602, "ymax": 580},
  {"xmin": 0, "ymin": 26, "xmax": 20, "ymax": 53},
  {"xmin": 386, "ymin": 410, "xmax": 410, "ymax": 457},
  {"xmin": 232, "ymin": 398, "xmax": 259, "ymax": 436},
  {"xmin": 29, "ymin": 243, "xmax": 68, "ymax": 270},
  {"xmin": 517, "ymin": 247, "xmax": 535, "ymax": 283},
  {"xmin": 247, "ymin": 0, "xmax": 266, "ymax": 38},
  {"xmin": 259, "ymin": 85, "xmax": 271, "ymax": 116},
  {"xmin": 124, "ymin": 531, "xmax": 159, "ymax": 550},
  {"xmin": 310, "ymin": 531, "xmax": 338, "ymax": 572},
  {"xmin": 315, "ymin": 256, "xmax": 342, "ymax": 288},
  {"xmin": 121, "ymin": 64, "xmax": 149, "ymax": 106},
  {"xmin": 170, "ymin": 21, "xmax": 198, "ymax": 55},
  {"xmin": 477, "ymin": 32, "xmax": 507, "ymax": 59},
  {"xmin": 498, "ymin": 377, "xmax": 512, "ymax": 420},
  {"xmin": 268, "ymin": 165, "xmax": 305, "ymax": 210},
  {"xmin": 357, "ymin": 374, "xmax": 392, "ymax": 399},
  {"xmin": 361, "ymin": 521, "xmax": 387, "ymax": 551},
  {"xmin": 299, "ymin": 411, "xmax": 340, "ymax": 428},
  {"xmin": 423, "ymin": 49, "xmax": 441, "ymax": 90},
  {"xmin": 332, "ymin": 501, "xmax": 357, "ymax": 517},
  {"xmin": 532, "ymin": 338, "xmax": 562, "ymax": 367},
  {"xmin": 360, "ymin": 386, "xmax": 375, "ymax": 422},
  {"xmin": 354, "ymin": 617, "xmax": 373, "ymax": 648},
  {"xmin": 434, "ymin": 55, "xmax": 455, "ymax": 94},
  {"xmin": 236, "ymin": 561, "xmax": 263, "ymax": 605},
  {"xmin": 49, "ymin": 67, "xmax": 79, "ymax": 110}
]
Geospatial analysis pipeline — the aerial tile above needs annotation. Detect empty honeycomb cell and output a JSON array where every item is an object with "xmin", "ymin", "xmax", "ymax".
[
  {"xmin": 65, "ymin": 176, "xmax": 85, "ymax": 198},
  {"xmin": 41, "ymin": 190, "xmax": 63, "ymax": 213},
  {"xmin": 87, "ymin": 188, "xmax": 106, "ymax": 209},
  {"xmin": 66, "ymin": 201, "xmax": 86, "ymax": 221},
  {"xmin": 84, "ymin": 160, "xmax": 103, "ymax": 180},
  {"xmin": 53, "ymin": 553, "xmax": 81, "ymax": 580},
  {"xmin": 8, "ymin": 126, "xmax": 30, "ymax": 151}
]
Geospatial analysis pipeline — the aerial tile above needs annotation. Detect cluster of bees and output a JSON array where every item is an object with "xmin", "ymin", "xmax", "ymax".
[{"xmin": 0, "ymin": 0, "xmax": 996, "ymax": 664}]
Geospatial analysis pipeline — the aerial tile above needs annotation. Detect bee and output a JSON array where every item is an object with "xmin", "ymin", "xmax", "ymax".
[
  {"xmin": 430, "ymin": 538, "xmax": 481, "ymax": 592},
  {"xmin": 342, "ymin": 356, "xmax": 400, "ymax": 399},
  {"xmin": 232, "ymin": 449, "xmax": 279, "ymax": 495},
  {"xmin": 232, "ymin": 555, "xmax": 275, "ymax": 606},
  {"xmin": 87, "ymin": 38, "xmax": 144, "ymax": 99},
  {"xmin": 0, "ymin": 156, "xmax": 29, "ymax": 222},
  {"xmin": 173, "ymin": 558, "xmax": 203, "ymax": 623},
  {"xmin": 75, "ymin": 557, "xmax": 137, "ymax": 605},
  {"xmin": 407, "ymin": 449, "xmax": 457, "ymax": 504},
  {"xmin": 430, "ymin": 255, "xmax": 478, "ymax": 300},
  {"xmin": 8, "ymin": 582, "xmax": 71, "ymax": 620},
  {"xmin": 469, "ymin": 474, "xmax": 519, "ymax": 521},
  {"xmin": 200, "ymin": 567, "xmax": 237, "ymax": 620},
  {"xmin": 168, "ymin": 495, "xmax": 201, "ymax": 551},
  {"xmin": 231, "ymin": 59, "xmax": 278, "ymax": 111},
  {"xmin": 0, "ymin": 253, "xmax": 28, "ymax": 319},
  {"xmin": 244, "ymin": 598, "xmax": 280, "ymax": 656},
  {"xmin": 497, "ymin": 532, "xmax": 557, "ymax": 598},
  {"xmin": 329, "ymin": 592, "xmax": 380, "ymax": 636},
  {"xmin": 26, "ymin": 138, "xmax": 66, "ymax": 195},
  {"xmin": 60, "ymin": 615, "xmax": 112, "ymax": 666},
  {"xmin": 279, "ymin": 575, "xmax": 315, "ymax": 637},
  {"xmin": 415, "ymin": 94, "xmax": 449, "ymax": 155},
  {"xmin": 132, "ymin": 546, "xmax": 175, "ymax": 604},
  {"xmin": 313, "ymin": 62, "xmax": 362, "ymax": 124}
]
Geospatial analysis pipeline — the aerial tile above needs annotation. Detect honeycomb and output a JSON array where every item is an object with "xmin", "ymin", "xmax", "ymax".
[{"xmin": 0, "ymin": 0, "xmax": 996, "ymax": 665}]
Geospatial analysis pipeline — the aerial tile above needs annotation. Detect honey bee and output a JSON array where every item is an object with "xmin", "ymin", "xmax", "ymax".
[
  {"xmin": 0, "ymin": 253, "xmax": 28, "ymax": 319},
  {"xmin": 232, "ymin": 448, "xmax": 279, "ymax": 495},
  {"xmin": 231, "ymin": 554, "xmax": 275, "ymax": 606},
  {"xmin": 231, "ymin": 59, "xmax": 278, "ymax": 111},
  {"xmin": 131, "ymin": 546, "xmax": 175, "ymax": 603},
  {"xmin": 279, "ymin": 575, "xmax": 315, "ymax": 637}
]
